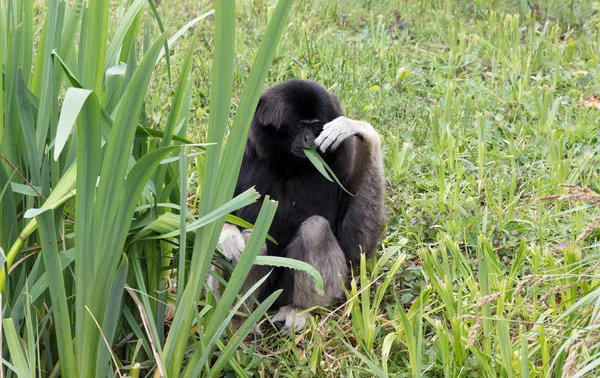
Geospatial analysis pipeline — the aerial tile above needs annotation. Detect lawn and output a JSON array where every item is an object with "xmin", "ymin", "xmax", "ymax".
[
  {"xmin": 2, "ymin": 0, "xmax": 600, "ymax": 376},
  {"xmin": 165, "ymin": 1, "xmax": 600, "ymax": 375}
]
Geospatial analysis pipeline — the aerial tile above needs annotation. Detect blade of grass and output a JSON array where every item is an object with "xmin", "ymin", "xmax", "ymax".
[
  {"xmin": 22, "ymin": 0, "xmax": 33, "ymax": 84},
  {"xmin": 177, "ymin": 147, "xmax": 188, "ymax": 305},
  {"xmin": 207, "ymin": 289, "xmax": 281, "ymax": 375},
  {"xmin": 104, "ymin": 0, "xmax": 146, "ymax": 69},
  {"xmin": 205, "ymin": 197, "xmax": 278, "ymax": 341},
  {"xmin": 149, "ymin": 188, "xmax": 260, "ymax": 240},
  {"xmin": 153, "ymin": 32, "xmax": 197, "ymax": 201},
  {"xmin": 95, "ymin": 255, "xmax": 129, "ymax": 378},
  {"xmin": 0, "ymin": 9, "xmax": 3, "ymax": 147},
  {"xmin": 217, "ymin": 0, "xmax": 294, "ymax": 206},
  {"xmin": 34, "ymin": 0, "xmax": 62, "ymax": 163},
  {"xmin": 303, "ymin": 147, "xmax": 333, "ymax": 181},
  {"xmin": 16, "ymin": 68, "xmax": 40, "ymax": 185},
  {"xmin": 71, "ymin": 85, "xmax": 102, "ymax": 375},
  {"xmin": 92, "ymin": 33, "xmax": 168, "ymax": 263},
  {"xmin": 80, "ymin": 0, "xmax": 108, "ymax": 92},
  {"xmin": 303, "ymin": 147, "xmax": 354, "ymax": 196},
  {"xmin": 125, "ymin": 283, "xmax": 167, "ymax": 377},
  {"xmin": 2, "ymin": 318, "xmax": 30, "ymax": 377},
  {"xmin": 161, "ymin": 0, "xmax": 236, "ymax": 369},
  {"xmin": 145, "ymin": 0, "xmax": 171, "ymax": 82},
  {"xmin": 254, "ymin": 255, "xmax": 324, "ymax": 296},
  {"xmin": 225, "ymin": 214, "xmax": 277, "ymax": 244},
  {"xmin": 155, "ymin": 10, "xmax": 215, "ymax": 64},
  {"xmin": 342, "ymin": 338, "xmax": 388, "ymax": 378},
  {"xmin": 36, "ymin": 210, "xmax": 76, "ymax": 377},
  {"xmin": 58, "ymin": 0, "xmax": 84, "ymax": 60},
  {"xmin": 186, "ymin": 272, "xmax": 276, "ymax": 377},
  {"xmin": 54, "ymin": 88, "xmax": 99, "ymax": 160}
]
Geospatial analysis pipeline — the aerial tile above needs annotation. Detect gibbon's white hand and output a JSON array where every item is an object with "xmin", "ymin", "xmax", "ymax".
[
  {"xmin": 217, "ymin": 224, "xmax": 244, "ymax": 263},
  {"xmin": 315, "ymin": 116, "xmax": 357, "ymax": 153}
]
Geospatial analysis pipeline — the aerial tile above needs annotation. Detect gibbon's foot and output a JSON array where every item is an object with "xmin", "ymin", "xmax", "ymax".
[{"xmin": 272, "ymin": 305, "xmax": 310, "ymax": 334}]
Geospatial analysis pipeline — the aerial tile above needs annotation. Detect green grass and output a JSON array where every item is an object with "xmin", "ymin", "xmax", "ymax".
[
  {"xmin": 4, "ymin": 0, "xmax": 600, "ymax": 376},
  {"xmin": 148, "ymin": 0, "xmax": 600, "ymax": 376}
]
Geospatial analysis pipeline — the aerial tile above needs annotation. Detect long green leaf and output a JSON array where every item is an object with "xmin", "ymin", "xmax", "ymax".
[
  {"xmin": 199, "ymin": 0, "xmax": 236, "ymax": 214},
  {"xmin": 225, "ymin": 214, "xmax": 278, "ymax": 244},
  {"xmin": 303, "ymin": 147, "xmax": 333, "ymax": 182},
  {"xmin": 153, "ymin": 32, "xmax": 197, "ymax": 202},
  {"xmin": 2, "ymin": 318, "xmax": 30, "ymax": 377},
  {"xmin": 187, "ymin": 280, "xmax": 279, "ymax": 378},
  {"xmin": 59, "ymin": 0, "xmax": 84, "ymax": 60},
  {"xmin": 90, "ymin": 32, "xmax": 167, "ymax": 278},
  {"xmin": 0, "ymin": 9, "xmax": 4, "ymax": 146},
  {"xmin": 216, "ymin": 0, "xmax": 294, "ymax": 206},
  {"xmin": 34, "ymin": 0, "xmax": 62, "ymax": 164},
  {"xmin": 115, "ymin": 146, "xmax": 180, "ymax": 243},
  {"xmin": 28, "ymin": 249, "xmax": 75, "ymax": 303},
  {"xmin": 16, "ymin": 68, "xmax": 40, "ymax": 184},
  {"xmin": 342, "ymin": 338, "xmax": 388, "ymax": 378},
  {"xmin": 36, "ymin": 210, "xmax": 77, "ymax": 377},
  {"xmin": 128, "ymin": 255, "xmax": 168, "ymax": 376},
  {"xmin": 145, "ymin": 0, "xmax": 171, "ymax": 81},
  {"xmin": 135, "ymin": 126, "xmax": 194, "ymax": 144},
  {"xmin": 95, "ymin": 255, "xmax": 129, "ymax": 378},
  {"xmin": 148, "ymin": 188, "xmax": 260, "ymax": 240},
  {"xmin": 81, "ymin": 0, "xmax": 109, "ymax": 92},
  {"xmin": 254, "ymin": 255, "xmax": 324, "ymax": 296},
  {"xmin": 161, "ymin": 0, "xmax": 236, "ymax": 371},
  {"xmin": 54, "ymin": 88, "xmax": 98, "ymax": 160},
  {"xmin": 22, "ymin": 0, "xmax": 33, "ymax": 84},
  {"xmin": 177, "ymin": 148, "xmax": 188, "ymax": 304},
  {"xmin": 207, "ymin": 290, "xmax": 281, "ymax": 375},
  {"xmin": 155, "ymin": 10, "xmax": 214, "ymax": 64},
  {"xmin": 303, "ymin": 147, "xmax": 354, "ymax": 196},
  {"xmin": 205, "ymin": 197, "xmax": 278, "ymax": 341},
  {"xmin": 104, "ymin": 0, "xmax": 146, "ymax": 70},
  {"xmin": 64, "ymin": 88, "xmax": 102, "ymax": 372},
  {"xmin": 71, "ymin": 87, "xmax": 102, "ymax": 376}
]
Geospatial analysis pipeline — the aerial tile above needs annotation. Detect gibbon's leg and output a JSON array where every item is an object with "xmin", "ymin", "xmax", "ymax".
[{"xmin": 272, "ymin": 215, "xmax": 348, "ymax": 333}]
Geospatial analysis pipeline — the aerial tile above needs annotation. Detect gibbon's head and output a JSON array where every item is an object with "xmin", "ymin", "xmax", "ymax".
[{"xmin": 249, "ymin": 80, "xmax": 343, "ymax": 160}]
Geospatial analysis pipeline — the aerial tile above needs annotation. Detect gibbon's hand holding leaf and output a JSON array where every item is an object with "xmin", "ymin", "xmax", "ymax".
[
  {"xmin": 316, "ymin": 116, "xmax": 357, "ymax": 152},
  {"xmin": 316, "ymin": 116, "xmax": 381, "ymax": 153}
]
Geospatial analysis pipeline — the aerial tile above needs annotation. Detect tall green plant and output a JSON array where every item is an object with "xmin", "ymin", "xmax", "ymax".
[
  {"xmin": 160, "ymin": 0, "xmax": 295, "ymax": 374},
  {"xmin": 0, "ymin": 0, "xmax": 302, "ymax": 376}
]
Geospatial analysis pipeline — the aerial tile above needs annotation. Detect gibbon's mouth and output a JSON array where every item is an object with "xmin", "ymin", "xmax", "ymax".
[{"xmin": 292, "ymin": 146, "xmax": 308, "ymax": 158}]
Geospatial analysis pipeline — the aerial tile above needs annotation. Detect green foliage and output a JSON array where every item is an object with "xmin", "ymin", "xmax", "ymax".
[
  {"xmin": 156, "ymin": 0, "xmax": 600, "ymax": 376},
  {"xmin": 5, "ymin": 0, "xmax": 600, "ymax": 376},
  {"xmin": 0, "ymin": 0, "xmax": 303, "ymax": 376}
]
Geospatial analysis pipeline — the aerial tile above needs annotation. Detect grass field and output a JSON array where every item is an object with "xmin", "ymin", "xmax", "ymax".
[
  {"xmin": 150, "ymin": 0, "xmax": 600, "ymax": 376},
  {"xmin": 3, "ymin": 0, "xmax": 600, "ymax": 376},
  {"xmin": 153, "ymin": 0, "xmax": 600, "ymax": 376}
]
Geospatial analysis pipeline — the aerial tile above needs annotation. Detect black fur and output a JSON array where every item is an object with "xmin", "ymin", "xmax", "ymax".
[{"xmin": 234, "ymin": 80, "xmax": 384, "ymax": 308}]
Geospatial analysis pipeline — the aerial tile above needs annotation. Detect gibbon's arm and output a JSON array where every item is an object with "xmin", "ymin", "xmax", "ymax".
[{"xmin": 316, "ymin": 116, "xmax": 385, "ymax": 265}]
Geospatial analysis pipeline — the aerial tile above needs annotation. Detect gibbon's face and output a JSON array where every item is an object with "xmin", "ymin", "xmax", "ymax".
[{"xmin": 287, "ymin": 119, "xmax": 324, "ymax": 158}]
